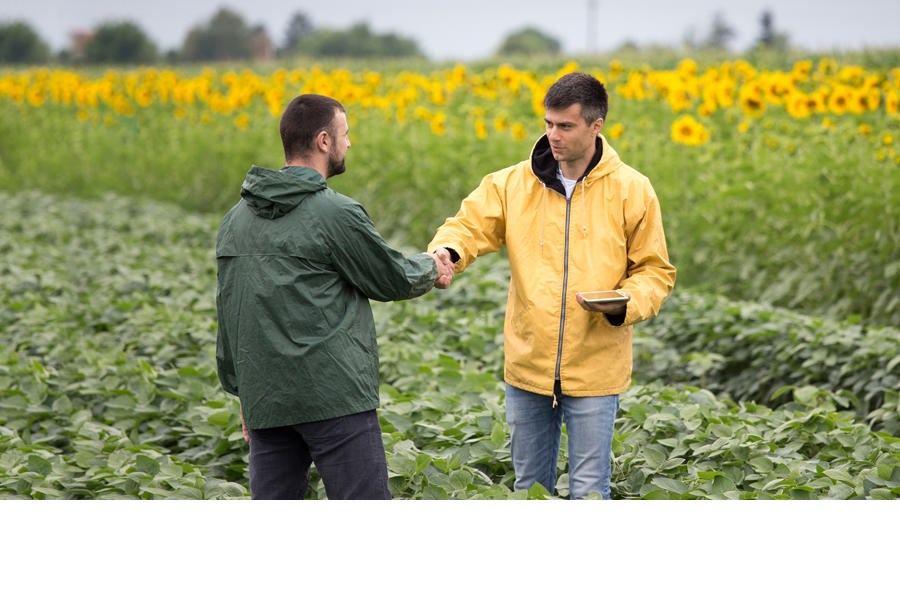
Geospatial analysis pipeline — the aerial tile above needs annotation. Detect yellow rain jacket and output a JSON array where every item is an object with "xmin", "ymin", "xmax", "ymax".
[{"xmin": 428, "ymin": 134, "xmax": 675, "ymax": 397}]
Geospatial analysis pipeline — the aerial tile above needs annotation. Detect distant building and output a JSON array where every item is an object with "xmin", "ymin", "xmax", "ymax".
[
  {"xmin": 252, "ymin": 26, "xmax": 274, "ymax": 61},
  {"xmin": 69, "ymin": 30, "xmax": 93, "ymax": 62}
]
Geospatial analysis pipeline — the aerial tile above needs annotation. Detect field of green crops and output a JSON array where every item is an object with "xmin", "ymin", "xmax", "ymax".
[
  {"xmin": 1, "ymin": 55, "xmax": 899, "ymax": 499},
  {"xmin": 2, "ymin": 190, "xmax": 897, "ymax": 499}
]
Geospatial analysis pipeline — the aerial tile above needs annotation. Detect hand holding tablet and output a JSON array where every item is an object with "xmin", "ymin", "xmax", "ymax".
[{"xmin": 576, "ymin": 290, "xmax": 630, "ymax": 314}]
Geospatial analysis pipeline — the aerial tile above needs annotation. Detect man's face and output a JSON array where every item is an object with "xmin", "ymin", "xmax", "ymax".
[
  {"xmin": 326, "ymin": 110, "xmax": 351, "ymax": 178},
  {"xmin": 544, "ymin": 103, "xmax": 603, "ymax": 166}
]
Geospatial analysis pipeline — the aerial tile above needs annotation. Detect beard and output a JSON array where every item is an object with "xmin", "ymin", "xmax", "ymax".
[{"xmin": 326, "ymin": 148, "xmax": 346, "ymax": 178}]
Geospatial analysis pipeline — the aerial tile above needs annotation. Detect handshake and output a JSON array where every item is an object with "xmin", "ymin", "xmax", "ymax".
[{"xmin": 430, "ymin": 247, "xmax": 456, "ymax": 289}]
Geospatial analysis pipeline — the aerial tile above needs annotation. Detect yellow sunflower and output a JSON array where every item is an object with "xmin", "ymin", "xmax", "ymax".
[
  {"xmin": 884, "ymin": 90, "xmax": 899, "ymax": 115},
  {"xmin": 785, "ymin": 93, "xmax": 811, "ymax": 119},
  {"xmin": 671, "ymin": 115, "xmax": 710, "ymax": 146},
  {"xmin": 739, "ymin": 83, "xmax": 766, "ymax": 118},
  {"xmin": 827, "ymin": 86, "xmax": 851, "ymax": 115},
  {"xmin": 607, "ymin": 123, "xmax": 625, "ymax": 139}
]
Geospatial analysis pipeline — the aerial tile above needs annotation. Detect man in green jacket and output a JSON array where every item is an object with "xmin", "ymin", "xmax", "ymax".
[{"xmin": 216, "ymin": 94, "xmax": 454, "ymax": 500}]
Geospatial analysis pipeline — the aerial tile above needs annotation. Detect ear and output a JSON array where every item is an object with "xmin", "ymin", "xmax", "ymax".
[
  {"xmin": 315, "ymin": 129, "xmax": 329, "ymax": 152},
  {"xmin": 594, "ymin": 117, "xmax": 604, "ymax": 133}
]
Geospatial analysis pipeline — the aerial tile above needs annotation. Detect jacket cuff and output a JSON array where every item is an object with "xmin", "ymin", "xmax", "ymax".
[{"xmin": 604, "ymin": 310, "xmax": 627, "ymax": 327}]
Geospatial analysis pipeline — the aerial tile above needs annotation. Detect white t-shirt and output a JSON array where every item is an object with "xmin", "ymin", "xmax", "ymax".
[{"xmin": 557, "ymin": 167, "xmax": 577, "ymax": 199}]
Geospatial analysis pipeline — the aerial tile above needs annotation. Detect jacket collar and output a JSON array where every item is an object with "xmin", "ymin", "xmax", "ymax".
[{"xmin": 530, "ymin": 134, "xmax": 604, "ymax": 195}]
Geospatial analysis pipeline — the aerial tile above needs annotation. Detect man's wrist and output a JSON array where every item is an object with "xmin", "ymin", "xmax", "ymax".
[
  {"xmin": 442, "ymin": 247, "xmax": 460, "ymax": 263},
  {"xmin": 604, "ymin": 309, "xmax": 627, "ymax": 326}
]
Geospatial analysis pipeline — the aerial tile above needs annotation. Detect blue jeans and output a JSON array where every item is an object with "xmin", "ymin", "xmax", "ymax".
[
  {"xmin": 505, "ymin": 382, "xmax": 619, "ymax": 499},
  {"xmin": 247, "ymin": 410, "xmax": 391, "ymax": 500}
]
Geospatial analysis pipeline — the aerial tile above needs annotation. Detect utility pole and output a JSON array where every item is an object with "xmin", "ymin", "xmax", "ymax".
[{"xmin": 586, "ymin": 0, "xmax": 599, "ymax": 54}]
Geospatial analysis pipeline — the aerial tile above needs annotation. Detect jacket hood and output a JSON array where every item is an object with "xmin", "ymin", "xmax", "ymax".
[
  {"xmin": 529, "ymin": 133, "xmax": 627, "ymax": 247},
  {"xmin": 240, "ymin": 165, "xmax": 327, "ymax": 219},
  {"xmin": 530, "ymin": 134, "xmax": 622, "ymax": 193}
]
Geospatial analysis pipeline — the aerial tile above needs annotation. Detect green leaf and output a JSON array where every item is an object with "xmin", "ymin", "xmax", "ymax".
[
  {"xmin": 31, "ymin": 486, "xmax": 64, "ymax": 499},
  {"xmin": 135, "ymin": 454, "xmax": 160, "ymax": 476},
  {"xmin": 749, "ymin": 456, "xmax": 774, "ymax": 473},
  {"xmin": 169, "ymin": 487, "xmax": 205, "ymax": 500},
  {"xmin": 868, "ymin": 488, "xmax": 895, "ymax": 500},
  {"xmin": 642, "ymin": 447, "xmax": 667, "ymax": 468},
  {"xmin": 526, "ymin": 482, "xmax": 552, "ymax": 499},
  {"xmin": 659, "ymin": 457, "xmax": 686, "ymax": 470},
  {"xmin": 877, "ymin": 464, "xmax": 900, "ymax": 483},
  {"xmin": 650, "ymin": 476, "xmax": 688, "ymax": 495},
  {"xmin": 711, "ymin": 475, "xmax": 737, "ymax": 494},
  {"xmin": 826, "ymin": 483, "xmax": 855, "ymax": 499},
  {"xmin": 490, "ymin": 421, "xmax": 506, "ymax": 445},
  {"xmin": 789, "ymin": 488, "xmax": 814, "ymax": 500},
  {"xmin": 759, "ymin": 477, "xmax": 786, "ymax": 492},
  {"xmin": 678, "ymin": 405, "xmax": 700, "ymax": 420},
  {"xmin": 52, "ymin": 396, "xmax": 72, "ymax": 413},
  {"xmin": 710, "ymin": 423, "xmax": 733, "ymax": 438},
  {"xmin": 204, "ymin": 480, "xmax": 248, "ymax": 498},
  {"xmin": 792, "ymin": 386, "xmax": 823, "ymax": 407},
  {"xmin": 387, "ymin": 454, "xmax": 416, "ymax": 477},
  {"xmin": 107, "ymin": 450, "xmax": 130, "ymax": 472},
  {"xmin": 823, "ymin": 467, "xmax": 855, "ymax": 485},
  {"xmin": 641, "ymin": 489, "xmax": 673, "ymax": 500},
  {"xmin": 158, "ymin": 463, "xmax": 183, "ymax": 478},
  {"xmin": 414, "ymin": 453, "xmax": 432, "ymax": 475},
  {"xmin": 27, "ymin": 455, "xmax": 52, "ymax": 476},
  {"xmin": 207, "ymin": 411, "xmax": 233, "ymax": 428},
  {"xmin": 421, "ymin": 483, "xmax": 450, "ymax": 500},
  {"xmin": 30, "ymin": 359, "xmax": 49, "ymax": 382},
  {"xmin": 449, "ymin": 469, "xmax": 474, "ymax": 490},
  {"xmin": 771, "ymin": 386, "xmax": 795, "ymax": 400}
]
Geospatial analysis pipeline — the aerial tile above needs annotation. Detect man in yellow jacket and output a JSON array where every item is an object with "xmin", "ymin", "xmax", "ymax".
[{"xmin": 428, "ymin": 72, "xmax": 676, "ymax": 499}]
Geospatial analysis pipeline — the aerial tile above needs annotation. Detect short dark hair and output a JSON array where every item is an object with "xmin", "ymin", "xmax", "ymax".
[
  {"xmin": 543, "ymin": 72, "xmax": 608, "ymax": 124},
  {"xmin": 279, "ymin": 94, "xmax": 345, "ymax": 161}
]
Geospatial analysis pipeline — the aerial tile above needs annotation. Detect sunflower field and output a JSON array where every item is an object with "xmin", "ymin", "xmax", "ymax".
[{"xmin": 1, "ymin": 53, "xmax": 898, "ymax": 499}]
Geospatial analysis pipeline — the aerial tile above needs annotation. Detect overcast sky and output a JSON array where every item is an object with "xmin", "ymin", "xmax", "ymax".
[{"xmin": 2, "ymin": 0, "xmax": 899, "ymax": 59}]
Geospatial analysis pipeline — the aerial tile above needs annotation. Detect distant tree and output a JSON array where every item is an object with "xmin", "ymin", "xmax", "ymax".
[
  {"xmin": 754, "ymin": 11, "xmax": 790, "ymax": 51},
  {"xmin": 496, "ymin": 27, "xmax": 561, "ymax": 56},
  {"xmin": 282, "ymin": 11, "xmax": 314, "ymax": 54},
  {"xmin": 701, "ymin": 12, "xmax": 736, "ymax": 50},
  {"xmin": 181, "ymin": 8, "xmax": 259, "ymax": 62},
  {"xmin": 0, "ymin": 21, "xmax": 50, "ymax": 64},
  {"xmin": 83, "ymin": 21, "xmax": 158, "ymax": 64},
  {"xmin": 615, "ymin": 40, "xmax": 641, "ymax": 53},
  {"xmin": 375, "ymin": 31, "xmax": 422, "ymax": 58},
  {"xmin": 162, "ymin": 48, "xmax": 181, "ymax": 64},
  {"xmin": 298, "ymin": 22, "xmax": 423, "ymax": 58}
]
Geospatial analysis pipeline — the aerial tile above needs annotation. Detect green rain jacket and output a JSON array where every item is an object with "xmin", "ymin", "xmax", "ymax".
[{"xmin": 216, "ymin": 165, "xmax": 437, "ymax": 429}]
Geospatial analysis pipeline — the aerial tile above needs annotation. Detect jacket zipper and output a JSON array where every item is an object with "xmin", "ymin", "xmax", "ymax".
[{"xmin": 554, "ymin": 194, "xmax": 572, "ymax": 390}]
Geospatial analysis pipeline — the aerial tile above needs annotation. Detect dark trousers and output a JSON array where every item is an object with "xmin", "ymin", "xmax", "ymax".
[{"xmin": 247, "ymin": 410, "xmax": 391, "ymax": 500}]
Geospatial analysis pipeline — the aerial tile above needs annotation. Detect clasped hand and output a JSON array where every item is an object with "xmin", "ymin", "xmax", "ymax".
[{"xmin": 431, "ymin": 248, "xmax": 455, "ymax": 289}]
